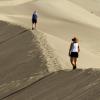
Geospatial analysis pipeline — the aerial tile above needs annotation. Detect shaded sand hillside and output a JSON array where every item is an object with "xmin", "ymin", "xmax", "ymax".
[
  {"xmin": 2, "ymin": 69, "xmax": 100, "ymax": 100},
  {"xmin": 0, "ymin": 21, "xmax": 61, "ymax": 99}
]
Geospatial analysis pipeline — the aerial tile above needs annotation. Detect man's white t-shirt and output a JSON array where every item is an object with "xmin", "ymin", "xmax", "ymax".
[{"xmin": 71, "ymin": 43, "xmax": 79, "ymax": 52}]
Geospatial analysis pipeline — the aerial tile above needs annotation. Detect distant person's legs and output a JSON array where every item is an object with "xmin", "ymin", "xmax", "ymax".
[
  {"xmin": 35, "ymin": 22, "xmax": 37, "ymax": 29},
  {"xmin": 35, "ymin": 19, "xmax": 37, "ymax": 29},
  {"xmin": 32, "ymin": 19, "xmax": 34, "ymax": 30},
  {"xmin": 32, "ymin": 23, "xmax": 33, "ymax": 30},
  {"xmin": 32, "ymin": 20, "xmax": 37, "ymax": 30},
  {"xmin": 32, "ymin": 23, "xmax": 36, "ymax": 30}
]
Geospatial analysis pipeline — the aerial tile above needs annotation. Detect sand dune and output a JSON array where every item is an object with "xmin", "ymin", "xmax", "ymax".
[
  {"xmin": 0, "ymin": 0, "xmax": 32, "ymax": 6},
  {"xmin": 34, "ymin": 0, "xmax": 100, "ymax": 68},
  {"xmin": 69, "ymin": 0, "xmax": 100, "ymax": 17},
  {"xmin": 0, "ymin": 0, "xmax": 100, "ymax": 99},
  {"xmin": 2, "ymin": 69, "xmax": 100, "ymax": 100},
  {"xmin": 0, "ymin": 21, "xmax": 48, "ymax": 99},
  {"xmin": 35, "ymin": 0, "xmax": 100, "ymax": 28},
  {"xmin": 0, "ymin": 21, "xmax": 62, "ymax": 99}
]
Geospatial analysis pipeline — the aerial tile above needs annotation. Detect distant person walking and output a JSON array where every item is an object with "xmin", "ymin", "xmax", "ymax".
[
  {"xmin": 69, "ymin": 37, "xmax": 80, "ymax": 70},
  {"xmin": 32, "ymin": 10, "xmax": 38, "ymax": 30}
]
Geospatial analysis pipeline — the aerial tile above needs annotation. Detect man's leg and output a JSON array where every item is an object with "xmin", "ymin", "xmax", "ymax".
[
  {"xmin": 74, "ymin": 52, "xmax": 78, "ymax": 69},
  {"xmin": 70, "ymin": 57, "xmax": 75, "ymax": 69},
  {"xmin": 35, "ymin": 23, "xmax": 36, "ymax": 29},
  {"xmin": 73, "ymin": 58, "xmax": 77, "ymax": 69}
]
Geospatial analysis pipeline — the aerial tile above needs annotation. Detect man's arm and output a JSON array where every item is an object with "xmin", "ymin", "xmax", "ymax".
[
  {"xmin": 78, "ymin": 45, "xmax": 80, "ymax": 53},
  {"xmin": 69, "ymin": 43, "xmax": 72, "ymax": 56}
]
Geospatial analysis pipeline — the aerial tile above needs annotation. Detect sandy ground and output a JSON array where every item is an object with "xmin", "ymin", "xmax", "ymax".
[
  {"xmin": 2, "ymin": 69, "xmax": 100, "ymax": 100},
  {"xmin": 69, "ymin": 0, "xmax": 100, "ymax": 17},
  {"xmin": 0, "ymin": 0, "xmax": 100, "ymax": 99}
]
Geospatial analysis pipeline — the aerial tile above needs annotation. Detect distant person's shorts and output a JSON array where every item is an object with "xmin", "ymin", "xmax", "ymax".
[
  {"xmin": 70, "ymin": 52, "xmax": 78, "ymax": 58},
  {"xmin": 32, "ymin": 19, "xmax": 37, "ymax": 24}
]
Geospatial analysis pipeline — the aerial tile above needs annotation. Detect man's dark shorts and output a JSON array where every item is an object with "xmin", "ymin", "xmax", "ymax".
[
  {"xmin": 70, "ymin": 52, "xmax": 78, "ymax": 58},
  {"xmin": 32, "ymin": 19, "xmax": 37, "ymax": 24}
]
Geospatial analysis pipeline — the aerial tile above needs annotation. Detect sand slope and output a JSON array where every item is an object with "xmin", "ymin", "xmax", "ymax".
[
  {"xmin": 69, "ymin": 0, "xmax": 100, "ymax": 17},
  {"xmin": 33, "ymin": 0, "xmax": 100, "ymax": 68},
  {"xmin": 2, "ymin": 69, "xmax": 100, "ymax": 100},
  {"xmin": 0, "ymin": 0, "xmax": 100, "ymax": 99},
  {"xmin": 0, "ymin": 21, "xmax": 62, "ymax": 99}
]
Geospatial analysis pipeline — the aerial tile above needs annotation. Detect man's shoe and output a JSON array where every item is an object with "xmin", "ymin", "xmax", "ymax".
[{"xmin": 73, "ymin": 66, "xmax": 76, "ymax": 70}]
